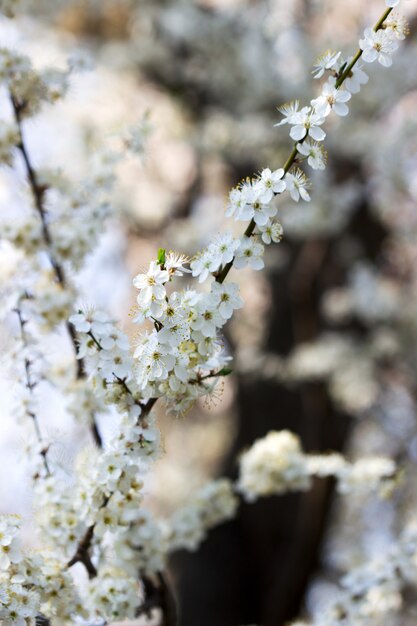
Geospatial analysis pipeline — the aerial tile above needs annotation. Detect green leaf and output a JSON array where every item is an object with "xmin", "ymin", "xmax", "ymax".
[
  {"xmin": 217, "ymin": 367, "xmax": 233, "ymax": 377},
  {"xmin": 157, "ymin": 248, "xmax": 166, "ymax": 266}
]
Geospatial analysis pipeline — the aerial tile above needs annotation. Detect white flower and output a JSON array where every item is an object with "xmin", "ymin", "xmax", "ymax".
[
  {"xmin": 98, "ymin": 350, "xmax": 132, "ymax": 381},
  {"xmin": 95, "ymin": 452, "xmax": 124, "ymax": 491},
  {"xmin": 208, "ymin": 232, "xmax": 240, "ymax": 267},
  {"xmin": 274, "ymin": 100, "xmax": 301, "ymax": 126},
  {"xmin": 88, "ymin": 567, "xmax": 141, "ymax": 620},
  {"xmin": 297, "ymin": 139, "xmax": 327, "ymax": 170},
  {"xmin": 258, "ymin": 220, "xmax": 284, "ymax": 245},
  {"xmin": 386, "ymin": 0, "xmax": 400, "ymax": 6},
  {"xmin": 134, "ymin": 333, "xmax": 176, "ymax": 384},
  {"xmin": 99, "ymin": 328, "xmax": 130, "ymax": 351},
  {"xmin": 229, "ymin": 183, "xmax": 260, "ymax": 222},
  {"xmin": 238, "ymin": 431, "xmax": 311, "ymax": 501},
  {"xmin": 74, "ymin": 333, "xmax": 98, "ymax": 359},
  {"xmin": 0, "ymin": 537, "xmax": 21, "ymax": 570},
  {"xmin": 225, "ymin": 185, "xmax": 248, "ymax": 218},
  {"xmin": 289, "ymin": 107, "xmax": 326, "ymax": 142},
  {"xmin": 385, "ymin": 14, "xmax": 410, "ymax": 41},
  {"xmin": 337, "ymin": 457, "xmax": 397, "ymax": 495},
  {"xmin": 343, "ymin": 62, "xmax": 369, "ymax": 94},
  {"xmin": 254, "ymin": 168, "xmax": 286, "ymax": 204},
  {"xmin": 0, "ymin": 515, "xmax": 22, "ymax": 571},
  {"xmin": 234, "ymin": 237, "xmax": 264, "ymax": 271},
  {"xmin": 191, "ymin": 299, "xmax": 223, "ymax": 337},
  {"xmin": 312, "ymin": 50, "xmax": 342, "ymax": 79},
  {"xmin": 252, "ymin": 198, "xmax": 278, "ymax": 227},
  {"xmin": 166, "ymin": 480, "xmax": 238, "ymax": 552},
  {"xmin": 69, "ymin": 309, "xmax": 110, "ymax": 336},
  {"xmin": 285, "ymin": 170, "xmax": 311, "ymax": 202},
  {"xmin": 190, "ymin": 249, "xmax": 218, "ymax": 283},
  {"xmin": 359, "ymin": 27, "xmax": 398, "ymax": 67},
  {"xmin": 157, "ymin": 320, "xmax": 190, "ymax": 347},
  {"xmin": 210, "ymin": 282, "xmax": 243, "ymax": 320},
  {"xmin": 165, "ymin": 251, "xmax": 191, "ymax": 276},
  {"xmin": 133, "ymin": 261, "xmax": 169, "ymax": 304},
  {"xmin": 311, "ymin": 78, "xmax": 351, "ymax": 117}
]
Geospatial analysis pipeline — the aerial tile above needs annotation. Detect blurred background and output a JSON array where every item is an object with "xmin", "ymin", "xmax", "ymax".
[{"xmin": 1, "ymin": 1, "xmax": 417, "ymax": 625}]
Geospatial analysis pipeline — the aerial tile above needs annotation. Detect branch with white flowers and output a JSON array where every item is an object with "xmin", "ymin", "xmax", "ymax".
[
  {"xmin": 9, "ymin": 92, "xmax": 103, "ymax": 447},
  {"xmin": 214, "ymin": 4, "xmax": 404, "ymax": 286},
  {"xmin": 61, "ymin": 0, "xmax": 406, "ymax": 602},
  {"xmin": 0, "ymin": 1, "xmax": 411, "ymax": 625}
]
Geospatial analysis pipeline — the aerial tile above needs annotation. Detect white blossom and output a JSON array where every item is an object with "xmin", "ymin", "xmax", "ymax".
[
  {"xmin": 69, "ymin": 309, "xmax": 111, "ymax": 336},
  {"xmin": 190, "ymin": 248, "xmax": 219, "ymax": 283},
  {"xmin": 274, "ymin": 100, "xmax": 301, "ymax": 126},
  {"xmin": 312, "ymin": 50, "xmax": 342, "ymax": 79},
  {"xmin": 238, "ymin": 431, "xmax": 311, "ymax": 501},
  {"xmin": 288, "ymin": 107, "xmax": 327, "ymax": 142},
  {"xmin": 312, "ymin": 78, "xmax": 351, "ymax": 117},
  {"xmin": 285, "ymin": 170, "xmax": 311, "ymax": 202},
  {"xmin": 208, "ymin": 232, "xmax": 240, "ymax": 267},
  {"xmin": 297, "ymin": 139, "xmax": 327, "ymax": 170},
  {"xmin": 165, "ymin": 251, "xmax": 191, "ymax": 276},
  {"xmin": 210, "ymin": 281, "xmax": 243, "ymax": 320},
  {"xmin": 254, "ymin": 168, "xmax": 286, "ymax": 203},
  {"xmin": 359, "ymin": 27, "xmax": 399, "ymax": 67},
  {"xmin": 258, "ymin": 220, "xmax": 284, "ymax": 245},
  {"xmin": 134, "ymin": 262, "xmax": 168, "ymax": 304},
  {"xmin": 234, "ymin": 236, "xmax": 265, "ymax": 271}
]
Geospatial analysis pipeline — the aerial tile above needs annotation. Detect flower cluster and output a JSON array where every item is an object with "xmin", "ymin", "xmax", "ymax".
[
  {"xmin": 164, "ymin": 479, "xmax": 238, "ymax": 551},
  {"xmin": 237, "ymin": 431, "xmax": 398, "ymax": 501},
  {"xmin": 70, "ymin": 309, "xmax": 134, "ymax": 383},
  {"xmin": 87, "ymin": 567, "xmax": 142, "ymax": 622},
  {"xmin": 291, "ymin": 521, "xmax": 417, "ymax": 626},
  {"xmin": 110, "ymin": 480, "xmax": 238, "ymax": 577},
  {"xmin": 0, "ymin": 47, "xmax": 70, "ymax": 119},
  {"xmin": 237, "ymin": 431, "xmax": 311, "ymax": 500},
  {"xmin": 0, "ymin": 515, "xmax": 81, "ymax": 625},
  {"xmin": 131, "ymin": 254, "xmax": 243, "ymax": 413}
]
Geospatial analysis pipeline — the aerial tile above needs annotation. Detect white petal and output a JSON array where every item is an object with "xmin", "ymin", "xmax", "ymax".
[
  {"xmin": 290, "ymin": 125, "xmax": 306, "ymax": 141},
  {"xmin": 309, "ymin": 126, "xmax": 326, "ymax": 141},
  {"xmin": 334, "ymin": 102, "xmax": 349, "ymax": 116},
  {"xmin": 379, "ymin": 53, "xmax": 393, "ymax": 68}
]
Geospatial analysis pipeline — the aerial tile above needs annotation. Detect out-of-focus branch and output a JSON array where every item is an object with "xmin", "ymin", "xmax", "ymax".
[
  {"xmin": 137, "ymin": 573, "xmax": 178, "ymax": 626},
  {"xmin": 10, "ymin": 94, "xmax": 102, "ymax": 448},
  {"xmin": 14, "ymin": 304, "xmax": 51, "ymax": 476},
  {"xmin": 66, "ymin": 524, "xmax": 97, "ymax": 578}
]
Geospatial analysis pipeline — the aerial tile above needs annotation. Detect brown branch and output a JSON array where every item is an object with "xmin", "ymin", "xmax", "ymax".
[
  {"xmin": 157, "ymin": 572, "xmax": 178, "ymax": 626},
  {"xmin": 137, "ymin": 573, "xmax": 178, "ymax": 626},
  {"xmin": 66, "ymin": 524, "xmax": 97, "ymax": 578}
]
